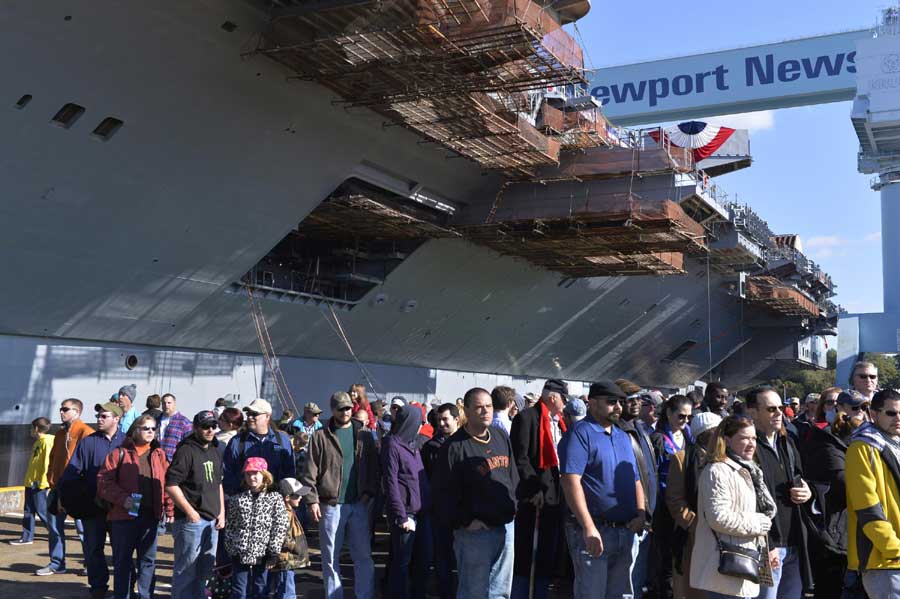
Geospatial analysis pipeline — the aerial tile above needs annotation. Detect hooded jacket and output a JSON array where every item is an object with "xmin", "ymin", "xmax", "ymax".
[
  {"xmin": 381, "ymin": 405, "xmax": 430, "ymax": 525},
  {"xmin": 846, "ymin": 422, "xmax": 900, "ymax": 571},
  {"xmin": 301, "ymin": 418, "xmax": 379, "ymax": 506},
  {"xmin": 799, "ymin": 422, "xmax": 849, "ymax": 556},
  {"xmin": 225, "ymin": 488, "xmax": 289, "ymax": 566},
  {"xmin": 97, "ymin": 437, "xmax": 173, "ymax": 521},
  {"xmin": 165, "ymin": 433, "xmax": 223, "ymax": 520}
]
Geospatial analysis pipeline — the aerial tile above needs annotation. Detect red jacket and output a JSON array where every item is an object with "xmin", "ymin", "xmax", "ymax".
[{"xmin": 97, "ymin": 438, "xmax": 174, "ymax": 521}]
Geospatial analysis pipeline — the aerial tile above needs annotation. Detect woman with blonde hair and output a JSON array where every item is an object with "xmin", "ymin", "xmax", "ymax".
[{"xmin": 690, "ymin": 417, "xmax": 777, "ymax": 599}]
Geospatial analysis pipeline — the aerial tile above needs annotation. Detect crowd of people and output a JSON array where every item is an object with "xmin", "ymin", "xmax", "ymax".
[{"xmin": 10, "ymin": 359, "xmax": 900, "ymax": 599}]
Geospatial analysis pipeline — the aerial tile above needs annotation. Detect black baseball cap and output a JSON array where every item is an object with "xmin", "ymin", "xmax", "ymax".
[
  {"xmin": 543, "ymin": 378, "xmax": 568, "ymax": 395},
  {"xmin": 588, "ymin": 380, "xmax": 627, "ymax": 400},
  {"xmin": 193, "ymin": 410, "xmax": 218, "ymax": 427}
]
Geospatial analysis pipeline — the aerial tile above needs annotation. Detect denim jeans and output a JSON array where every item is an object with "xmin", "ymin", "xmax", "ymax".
[
  {"xmin": 388, "ymin": 514, "xmax": 431, "ymax": 599},
  {"xmin": 45, "ymin": 502, "xmax": 69, "ymax": 570},
  {"xmin": 754, "ymin": 546, "xmax": 801, "ymax": 599},
  {"xmin": 862, "ymin": 569, "xmax": 900, "ymax": 596},
  {"xmin": 231, "ymin": 563, "xmax": 268, "ymax": 599},
  {"xmin": 453, "ymin": 520, "xmax": 515, "ymax": 599},
  {"xmin": 110, "ymin": 516, "xmax": 159, "ymax": 599},
  {"xmin": 631, "ymin": 529, "xmax": 651, "ymax": 599},
  {"xmin": 565, "ymin": 521, "xmax": 636, "ymax": 599},
  {"xmin": 319, "ymin": 499, "xmax": 375, "ymax": 599},
  {"xmin": 268, "ymin": 569, "xmax": 295, "ymax": 599},
  {"xmin": 21, "ymin": 487, "xmax": 49, "ymax": 542},
  {"xmin": 172, "ymin": 518, "xmax": 218, "ymax": 599},
  {"xmin": 82, "ymin": 515, "xmax": 110, "ymax": 592}
]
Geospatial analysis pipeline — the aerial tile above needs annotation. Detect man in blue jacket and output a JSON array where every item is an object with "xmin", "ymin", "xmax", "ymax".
[
  {"xmin": 60, "ymin": 401, "xmax": 125, "ymax": 599},
  {"xmin": 222, "ymin": 399, "xmax": 294, "ymax": 495}
]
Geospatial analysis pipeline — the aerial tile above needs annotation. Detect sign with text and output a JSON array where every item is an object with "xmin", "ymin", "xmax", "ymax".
[{"xmin": 590, "ymin": 30, "xmax": 871, "ymax": 126}]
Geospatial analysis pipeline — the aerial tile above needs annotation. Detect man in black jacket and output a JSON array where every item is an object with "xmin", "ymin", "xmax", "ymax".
[
  {"xmin": 165, "ymin": 411, "xmax": 224, "ymax": 599},
  {"xmin": 433, "ymin": 387, "xmax": 519, "ymax": 599},
  {"xmin": 746, "ymin": 386, "xmax": 814, "ymax": 599},
  {"xmin": 509, "ymin": 378, "xmax": 568, "ymax": 599}
]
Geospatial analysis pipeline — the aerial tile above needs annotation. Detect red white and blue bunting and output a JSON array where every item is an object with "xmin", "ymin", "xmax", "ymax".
[{"xmin": 649, "ymin": 121, "xmax": 735, "ymax": 162}]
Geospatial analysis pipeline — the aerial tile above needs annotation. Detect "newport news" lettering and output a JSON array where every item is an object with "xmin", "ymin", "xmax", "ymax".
[{"xmin": 591, "ymin": 50, "xmax": 856, "ymax": 108}]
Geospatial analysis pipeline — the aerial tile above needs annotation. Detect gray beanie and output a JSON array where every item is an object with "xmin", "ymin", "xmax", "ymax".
[{"xmin": 118, "ymin": 384, "xmax": 136, "ymax": 403}]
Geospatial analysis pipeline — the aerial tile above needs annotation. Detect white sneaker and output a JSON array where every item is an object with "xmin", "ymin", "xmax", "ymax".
[
  {"xmin": 9, "ymin": 539, "xmax": 33, "ymax": 546},
  {"xmin": 35, "ymin": 566, "xmax": 65, "ymax": 576}
]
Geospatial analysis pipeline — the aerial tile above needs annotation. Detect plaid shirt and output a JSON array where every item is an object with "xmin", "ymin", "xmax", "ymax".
[{"xmin": 160, "ymin": 412, "xmax": 193, "ymax": 462}]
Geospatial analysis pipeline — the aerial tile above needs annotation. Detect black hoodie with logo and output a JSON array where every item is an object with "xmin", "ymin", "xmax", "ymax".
[{"xmin": 165, "ymin": 433, "xmax": 223, "ymax": 520}]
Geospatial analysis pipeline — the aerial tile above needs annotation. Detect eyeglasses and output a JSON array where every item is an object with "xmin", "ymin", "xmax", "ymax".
[
  {"xmin": 763, "ymin": 406, "xmax": 783, "ymax": 414},
  {"xmin": 876, "ymin": 409, "xmax": 900, "ymax": 418},
  {"xmin": 857, "ymin": 374, "xmax": 878, "ymax": 380},
  {"xmin": 288, "ymin": 494, "xmax": 302, "ymax": 500},
  {"xmin": 96, "ymin": 413, "xmax": 114, "ymax": 420},
  {"xmin": 336, "ymin": 406, "xmax": 353, "ymax": 412},
  {"xmin": 245, "ymin": 411, "xmax": 260, "ymax": 418},
  {"xmin": 199, "ymin": 424, "xmax": 218, "ymax": 431},
  {"xmin": 848, "ymin": 405, "xmax": 864, "ymax": 412},
  {"xmin": 674, "ymin": 414, "xmax": 690, "ymax": 422},
  {"xmin": 59, "ymin": 407, "xmax": 74, "ymax": 413},
  {"xmin": 138, "ymin": 426, "xmax": 158, "ymax": 432}
]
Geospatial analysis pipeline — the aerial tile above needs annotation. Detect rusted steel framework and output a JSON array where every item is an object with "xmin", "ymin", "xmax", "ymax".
[
  {"xmin": 456, "ymin": 196, "xmax": 705, "ymax": 277},
  {"xmin": 745, "ymin": 276, "xmax": 821, "ymax": 317},
  {"xmin": 259, "ymin": 0, "xmax": 586, "ymax": 174}
]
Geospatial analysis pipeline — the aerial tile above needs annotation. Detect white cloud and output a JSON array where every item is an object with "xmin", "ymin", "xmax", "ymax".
[
  {"xmin": 806, "ymin": 235, "xmax": 847, "ymax": 249},
  {"xmin": 865, "ymin": 231, "xmax": 882, "ymax": 242},
  {"xmin": 706, "ymin": 110, "xmax": 775, "ymax": 132}
]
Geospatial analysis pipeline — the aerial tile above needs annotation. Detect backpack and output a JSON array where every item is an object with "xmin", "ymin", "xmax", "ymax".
[{"xmin": 58, "ymin": 448, "xmax": 124, "ymax": 519}]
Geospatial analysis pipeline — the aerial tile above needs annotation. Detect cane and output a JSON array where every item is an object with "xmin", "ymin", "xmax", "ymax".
[{"xmin": 528, "ymin": 504, "xmax": 541, "ymax": 599}]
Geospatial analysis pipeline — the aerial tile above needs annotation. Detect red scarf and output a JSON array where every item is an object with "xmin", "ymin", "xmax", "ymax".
[{"xmin": 538, "ymin": 400, "xmax": 566, "ymax": 470}]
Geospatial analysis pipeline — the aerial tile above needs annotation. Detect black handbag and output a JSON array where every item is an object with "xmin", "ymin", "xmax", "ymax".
[{"xmin": 713, "ymin": 530, "xmax": 761, "ymax": 584}]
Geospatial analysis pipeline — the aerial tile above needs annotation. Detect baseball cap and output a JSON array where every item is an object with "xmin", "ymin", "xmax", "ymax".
[
  {"xmin": 543, "ymin": 379, "xmax": 568, "ymax": 396},
  {"xmin": 640, "ymin": 390, "xmax": 665, "ymax": 407},
  {"xmin": 390, "ymin": 396, "xmax": 407, "ymax": 408},
  {"xmin": 242, "ymin": 457, "xmax": 268, "ymax": 473},
  {"xmin": 94, "ymin": 402, "xmax": 123, "ymax": 418},
  {"xmin": 691, "ymin": 412, "xmax": 722, "ymax": 438},
  {"xmin": 513, "ymin": 393, "xmax": 526, "ymax": 411},
  {"xmin": 279, "ymin": 477, "xmax": 312, "ymax": 497},
  {"xmin": 193, "ymin": 410, "xmax": 217, "ymax": 427},
  {"xmin": 804, "ymin": 393, "xmax": 821, "ymax": 404},
  {"xmin": 563, "ymin": 398, "xmax": 587, "ymax": 419},
  {"xmin": 304, "ymin": 402, "xmax": 322, "ymax": 414},
  {"xmin": 587, "ymin": 380, "xmax": 626, "ymax": 400},
  {"xmin": 837, "ymin": 390, "xmax": 865, "ymax": 408},
  {"xmin": 243, "ymin": 398, "xmax": 273, "ymax": 415},
  {"xmin": 331, "ymin": 392, "xmax": 353, "ymax": 410}
]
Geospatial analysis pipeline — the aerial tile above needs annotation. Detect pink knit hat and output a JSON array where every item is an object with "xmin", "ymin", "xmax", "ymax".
[{"xmin": 242, "ymin": 457, "xmax": 268, "ymax": 473}]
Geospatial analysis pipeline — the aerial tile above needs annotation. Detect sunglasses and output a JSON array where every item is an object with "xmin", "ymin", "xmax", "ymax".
[
  {"xmin": 139, "ymin": 426, "xmax": 158, "ymax": 432},
  {"xmin": 96, "ymin": 413, "xmax": 115, "ymax": 420},
  {"xmin": 674, "ymin": 414, "xmax": 690, "ymax": 421},
  {"xmin": 876, "ymin": 408, "xmax": 900, "ymax": 418},
  {"xmin": 245, "ymin": 411, "xmax": 261, "ymax": 418},
  {"xmin": 847, "ymin": 405, "xmax": 865, "ymax": 412},
  {"xmin": 857, "ymin": 374, "xmax": 878, "ymax": 380},
  {"xmin": 288, "ymin": 493, "xmax": 302, "ymax": 500},
  {"xmin": 336, "ymin": 406, "xmax": 354, "ymax": 412},
  {"xmin": 763, "ymin": 406, "xmax": 783, "ymax": 414},
  {"xmin": 199, "ymin": 424, "xmax": 218, "ymax": 431},
  {"xmin": 59, "ymin": 406, "xmax": 74, "ymax": 413}
]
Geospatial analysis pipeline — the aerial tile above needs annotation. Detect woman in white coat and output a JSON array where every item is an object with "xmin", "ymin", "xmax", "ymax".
[{"xmin": 691, "ymin": 416, "xmax": 777, "ymax": 599}]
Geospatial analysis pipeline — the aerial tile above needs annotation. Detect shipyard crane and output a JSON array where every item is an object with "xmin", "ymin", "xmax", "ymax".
[{"xmin": 589, "ymin": 7, "xmax": 900, "ymax": 385}]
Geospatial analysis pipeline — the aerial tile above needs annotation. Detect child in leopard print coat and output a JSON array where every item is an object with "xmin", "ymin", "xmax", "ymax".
[{"xmin": 224, "ymin": 457, "xmax": 289, "ymax": 599}]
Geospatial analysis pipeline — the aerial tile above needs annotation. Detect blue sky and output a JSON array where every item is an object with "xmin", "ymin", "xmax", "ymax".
[{"xmin": 575, "ymin": 1, "xmax": 886, "ymax": 314}]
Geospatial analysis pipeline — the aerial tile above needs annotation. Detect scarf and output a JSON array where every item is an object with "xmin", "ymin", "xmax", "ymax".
[
  {"xmin": 726, "ymin": 449, "xmax": 777, "ymax": 518},
  {"xmin": 538, "ymin": 400, "xmax": 567, "ymax": 470}
]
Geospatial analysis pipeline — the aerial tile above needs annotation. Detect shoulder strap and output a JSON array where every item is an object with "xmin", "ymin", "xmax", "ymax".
[{"xmin": 238, "ymin": 430, "xmax": 249, "ymax": 463}]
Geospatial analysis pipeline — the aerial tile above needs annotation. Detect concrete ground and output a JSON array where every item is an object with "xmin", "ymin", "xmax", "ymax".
[{"xmin": 0, "ymin": 510, "xmax": 574, "ymax": 598}]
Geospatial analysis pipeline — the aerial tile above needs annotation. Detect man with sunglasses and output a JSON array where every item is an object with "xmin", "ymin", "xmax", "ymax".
[
  {"xmin": 42, "ymin": 397, "xmax": 93, "ymax": 576},
  {"xmin": 58, "ymin": 401, "xmax": 124, "ymax": 597},
  {"xmin": 850, "ymin": 361, "xmax": 879, "ymax": 402},
  {"xmin": 847, "ymin": 389, "xmax": 900, "ymax": 596},
  {"xmin": 165, "ymin": 410, "xmax": 225, "ymax": 599},
  {"xmin": 222, "ymin": 398, "xmax": 294, "ymax": 496},
  {"xmin": 746, "ymin": 386, "xmax": 813, "ymax": 599},
  {"xmin": 560, "ymin": 380, "xmax": 646, "ymax": 599},
  {"xmin": 301, "ymin": 391, "xmax": 379, "ymax": 599}
]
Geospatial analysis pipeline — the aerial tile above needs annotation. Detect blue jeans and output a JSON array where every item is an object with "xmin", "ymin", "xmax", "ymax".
[
  {"xmin": 110, "ymin": 516, "xmax": 159, "ymax": 599},
  {"xmin": 631, "ymin": 530, "xmax": 651, "ymax": 599},
  {"xmin": 172, "ymin": 518, "xmax": 218, "ymax": 599},
  {"xmin": 82, "ymin": 515, "xmax": 110, "ymax": 592},
  {"xmin": 862, "ymin": 569, "xmax": 900, "ymax": 596},
  {"xmin": 45, "ymin": 500, "xmax": 69, "ymax": 570},
  {"xmin": 268, "ymin": 569, "xmax": 296, "ymax": 599},
  {"xmin": 453, "ymin": 520, "xmax": 515, "ymax": 599},
  {"xmin": 754, "ymin": 546, "xmax": 800, "ymax": 599},
  {"xmin": 21, "ymin": 487, "xmax": 49, "ymax": 542},
  {"xmin": 565, "ymin": 521, "xmax": 636, "ymax": 599},
  {"xmin": 433, "ymin": 520, "xmax": 456, "ymax": 599},
  {"xmin": 388, "ymin": 514, "xmax": 431, "ymax": 599},
  {"xmin": 231, "ymin": 563, "xmax": 268, "ymax": 599},
  {"xmin": 319, "ymin": 499, "xmax": 374, "ymax": 599}
]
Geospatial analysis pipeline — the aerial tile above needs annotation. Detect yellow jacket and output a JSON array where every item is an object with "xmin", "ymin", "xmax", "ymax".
[
  {"xmin": 24, "ymin": 434, "xmax": 54, "ymax": 489},
  {"xmin": 846, "ymin": 427, "xmax": 900, "ymax": 571}
]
